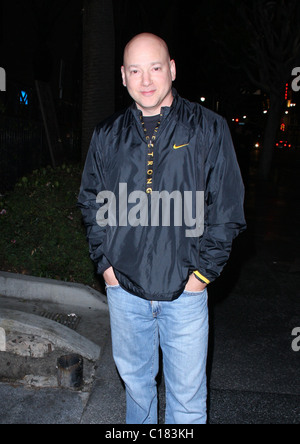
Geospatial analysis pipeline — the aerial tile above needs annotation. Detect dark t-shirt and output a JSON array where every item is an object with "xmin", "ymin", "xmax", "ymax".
[{"xmin": 143, "ymin": 114, "xmax": 160, "ymax": 138}]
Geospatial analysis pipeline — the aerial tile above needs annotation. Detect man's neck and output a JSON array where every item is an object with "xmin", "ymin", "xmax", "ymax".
[
  {"xmin": 138, "ymin": 106, "xmax": 162, "ymax": 117},
  {"xmin": 137, "ymin": 90, "xmax": 174, "ymax": 116}
]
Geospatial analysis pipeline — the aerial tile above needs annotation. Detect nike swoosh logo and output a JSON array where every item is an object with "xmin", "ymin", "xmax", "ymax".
[{"xmin": 173, "ymin": 143, "xmax": 189, "ymax": 150}]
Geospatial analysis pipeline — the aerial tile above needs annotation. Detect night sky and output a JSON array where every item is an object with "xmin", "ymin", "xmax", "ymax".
[
  {"xmin": 0, "ymin": 0, "xmax": 248, "ymax": 110},
  {"xmin": 0, "ymin": 0, "xmax": 299, "ymax": 140}
]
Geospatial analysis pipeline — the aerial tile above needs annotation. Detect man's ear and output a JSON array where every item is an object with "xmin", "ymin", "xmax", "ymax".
[
  {"xmin": 170, "ymin": 60, "xmax": 176, "ymax": 82},
  {"xmin": 121, "ymin": 66, "xmax": 127, "ymax": 87}
]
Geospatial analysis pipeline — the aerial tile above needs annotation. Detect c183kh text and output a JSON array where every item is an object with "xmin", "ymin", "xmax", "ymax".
[{"xmin": 105, "ymin": 428, "xmax": 194, "ymax": 440}]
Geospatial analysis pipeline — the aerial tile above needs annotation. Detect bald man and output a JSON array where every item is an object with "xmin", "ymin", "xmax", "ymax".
[{"xmin": 78, "ymin": 33, "xmax": 246, "ymax": 424}]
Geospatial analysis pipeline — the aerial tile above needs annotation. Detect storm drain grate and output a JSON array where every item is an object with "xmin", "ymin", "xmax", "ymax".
[{"xmin": 39, "ymin": 312, "xmax": 81, "ymax": 331}]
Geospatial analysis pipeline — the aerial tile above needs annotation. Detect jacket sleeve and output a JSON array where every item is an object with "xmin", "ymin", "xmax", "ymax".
[
  {"xmin": 195, "ymin": 117, "xmax": 247, "ymax": 284},
  {"xmin": 77, "ymin": 129, "xmax": 111, "ymax": 275}
]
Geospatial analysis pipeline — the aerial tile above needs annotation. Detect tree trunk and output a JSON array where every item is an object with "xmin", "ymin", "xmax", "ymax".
[
  {"xmin": 259, "ymin": 93, "xmax": 284, "ymax": 181},
  {"xmin": 82, "ymin": 0, "xmax": 115, "ymax": 161}
]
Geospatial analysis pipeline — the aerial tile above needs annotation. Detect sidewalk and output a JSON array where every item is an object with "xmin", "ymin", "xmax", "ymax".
[
  {"xmin": 0, "ymin": 164, "xmax": 299, "ymax": 424},
  {"xmin": 208, "ymin": 239, "xmax": 300, "ymax": 424},
  {"xmin": 207, "ymin": 158, "xmax": 300, "ymax": 424}
]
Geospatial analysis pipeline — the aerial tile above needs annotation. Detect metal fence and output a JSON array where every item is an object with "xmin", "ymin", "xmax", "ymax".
[
  {"xmin": 0, "ymin": 116, "xmax": 50, "ymax": 193},
  {"xmin": 0, "ymin": 117, "xmax": 81, "ymax": 194},
  {"xmin": 0, "ymin": 78, "xmax": 81, "ymax": 193}
]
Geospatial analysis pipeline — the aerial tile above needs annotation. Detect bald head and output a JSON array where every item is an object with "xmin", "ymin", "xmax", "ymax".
[
  {"xmin": 121, "ymin": 33, "xmax": 176, "ymax": 116},
  {"xmin": 123, "ymin": 33, "xmax": 171, "ymax": 66}
]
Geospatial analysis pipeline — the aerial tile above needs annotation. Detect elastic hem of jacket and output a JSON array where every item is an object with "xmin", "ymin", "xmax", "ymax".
[
  {"xmin": 115, "ymin": 275, "xmax": 184, "ymax": 302},
  {"xmin": 97, "ymin": 260, "xmax": 111, "ymax": 275},
  {"xmin": 193, "ymin": 271, "xmax": 211, "ymax": 285}
]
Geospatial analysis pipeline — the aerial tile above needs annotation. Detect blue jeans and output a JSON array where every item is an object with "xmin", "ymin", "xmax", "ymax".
[{"xmin": 106, "ymin": 285, "xmax": 209, "ymax": 424}]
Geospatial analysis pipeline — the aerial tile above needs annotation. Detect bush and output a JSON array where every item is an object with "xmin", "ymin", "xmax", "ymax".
[{"xmin": 0, "ymin": 164, "xmax": 99, "ymax": 289}]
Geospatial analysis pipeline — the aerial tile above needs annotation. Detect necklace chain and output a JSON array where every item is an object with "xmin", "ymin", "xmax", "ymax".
[
  {"xmin": 139, "ymin": 113, "xmax": 163, "ymax": 194},
  {"xmin": 139, "ymin": 113, "xmax": 163, "ymax": 145}
]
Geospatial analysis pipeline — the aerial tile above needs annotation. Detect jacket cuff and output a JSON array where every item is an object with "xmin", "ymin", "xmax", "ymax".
[
  {"xmin": 97, "ymin": 257, "xmax": 111, "ymax": 275},
  {"xmin": 193, "ymin": 271, "xmax": 211, "ymax": 285}
]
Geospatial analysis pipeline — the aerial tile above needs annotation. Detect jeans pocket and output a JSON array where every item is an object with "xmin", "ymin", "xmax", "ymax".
[
  {"xmin": 105, "ymin": 283, "xmax": 121, "ymax": 289},
  {"xmin": 183, "ymin": 288, "xmax": 207, "ymax": 296}
]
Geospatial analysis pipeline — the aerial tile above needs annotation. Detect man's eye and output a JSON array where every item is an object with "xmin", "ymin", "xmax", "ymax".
[
  {"xmin": 153, "ymin": 67, "xmax": 161, "ymax": 72},
  {"xmin": 130, "ymin": 70, "xmax": 139, "ymax": 75}
]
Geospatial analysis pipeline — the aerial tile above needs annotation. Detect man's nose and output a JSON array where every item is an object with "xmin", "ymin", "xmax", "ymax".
[{"xmin": 142, "ymin": 72, "xmax": 152, "ymax": 86}]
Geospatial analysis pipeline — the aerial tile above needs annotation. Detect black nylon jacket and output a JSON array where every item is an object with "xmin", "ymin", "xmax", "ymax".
[{"xmin": 78, "ymin": 90, "xmax": 246, "ymax": 301}]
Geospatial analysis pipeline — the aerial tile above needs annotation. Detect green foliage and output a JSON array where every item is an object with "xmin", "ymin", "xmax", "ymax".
[{"xmin": 0, "ymin": 164, "xmax": 98, "ymax": 288}]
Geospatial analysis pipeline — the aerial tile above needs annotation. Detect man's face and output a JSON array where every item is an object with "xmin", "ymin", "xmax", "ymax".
[{"xmin": 121, "ymin": 35, "xmax": 176, "ymax": 116}]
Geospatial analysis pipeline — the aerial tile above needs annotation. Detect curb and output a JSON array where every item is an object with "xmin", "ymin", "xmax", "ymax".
[
  {"xmin": 0, "ymin": 309, "xmax": 101, "ymax": 361},
  {"xmin": 0, "ymin": 272, "xmax": 108, "ymax": 311}
]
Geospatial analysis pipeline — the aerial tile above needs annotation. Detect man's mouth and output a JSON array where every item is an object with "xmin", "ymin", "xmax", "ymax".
[{"xmin": 141, "ymin": 90, "xmax": 156, "ymax": 97}]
